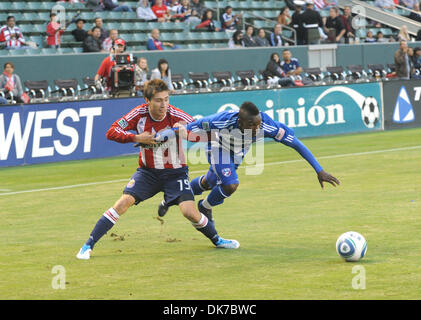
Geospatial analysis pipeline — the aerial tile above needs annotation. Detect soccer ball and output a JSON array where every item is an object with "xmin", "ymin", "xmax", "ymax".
[
  {"xmin": 336, "ymin": 231, "xmax": 367, "ymax": 262},
  {"xmin": 361, "ymin": 97, "xmax": 380, "ymax": 128}
]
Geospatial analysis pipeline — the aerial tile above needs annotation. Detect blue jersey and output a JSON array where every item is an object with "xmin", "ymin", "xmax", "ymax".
[
  {"xmin": 280, "ymin": 58, "xmax": 300, "ymax": 74},
  {"xmin": 186, "ymin": 110, "xmax": 295, "ymax": 164}
]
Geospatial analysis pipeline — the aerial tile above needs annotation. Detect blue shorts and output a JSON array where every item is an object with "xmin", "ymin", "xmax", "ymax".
[
  {"xmin": 123, "ymin": 166, "xmax": 194, "ymax": 206},
  {"xmin": 205, "ymin": 149, "xmax": 240, "ymax": 188}
]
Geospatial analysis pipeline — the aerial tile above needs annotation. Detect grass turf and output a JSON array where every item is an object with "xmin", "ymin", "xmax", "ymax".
[{"xmin": 0, "ymin": 127, "xmax": 420, "ymax": 299}]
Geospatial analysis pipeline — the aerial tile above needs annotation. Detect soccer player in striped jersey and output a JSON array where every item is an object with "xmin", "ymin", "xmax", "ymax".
[
  {"xmin": 76, "ymin": 80, "xmax": 239, "ymax": 260},
  {"xmin": 156, "ymin": 101, "xmax": 340, "ymax": 223}
]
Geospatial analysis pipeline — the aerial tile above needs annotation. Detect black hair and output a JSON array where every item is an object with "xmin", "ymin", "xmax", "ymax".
[
  {"xmin": 240, "ymin": 102, "xmax": 260, "ymax": 117},
  {"xmin": 270, "ymin": 52, "xmax": 280, "ymax": 61},
  {"xmin": 91, "ymin": 26, "xmax": 101, "ymax": 32},
  {"xmin": 201, "ymin": 9, "xmax": 213, "ymax": 22},
  {"xmin": 6, "ymin": 15, "xmax": 15, "ymax": 22},
  {"xmin": 232, "ymin": 30, "xmax": 243, "ymax": 44},
  {"xmin": 157, "ymin": 58, "xmax": 169, "ymax": 76}
]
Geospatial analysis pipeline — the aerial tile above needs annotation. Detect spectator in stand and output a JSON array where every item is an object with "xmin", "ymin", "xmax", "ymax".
[
  {"xmin": 88, "ymin": 17, "xmax": 109, "ymax": 43},
  {"xmin": 263, "ymin": 52, "xmax": 296, "ymax": 87},
  {"xmin": 411, "ymin": 47, "xmax": 421, "ymax": 78},
  {"xmin": 46, "ymin": 13, "xmax": 65, "ymax": 49},
  {"xmin": 174, "ymin": 0, "xmax": 193, "ymax": 22},
  {"xmin": 324, "ymin": 7, "xmax": 346, "ymax": 43},
  {"xmin": 102, "ymin": 0, "xmax": 134, "ymax": 12},
  {"xmin": 243, "ymin": 25, "xmax": 257, "ymax": 47},
  {"xmin": 83, "ymin": 26, "xmax": 105, "ymax": 52},
  {"xmin": 340, "ymin": 6, "xmax": 355, "ymax": 43},
  {"xmin": 364, "ymin": 30, "xmax": 376, "ymax": 43},
  {"xmin": 152, "ymin": 0, "xmax": 171, "ymax": 22},
  {"xmin": 135, "ymin": 57, "xmax": 149, "ymax": 96},
  {"xmin": 313, "ymin": 0, "xmax": 337, "ymax": 10},
  {"xmin": 191, "ymin": 0, "xmax": 207, "ymax": 19},
  {"xmin": 0, "ymin": 16, "xmax": 28, "ymax": 50},
  {"xmin": 228, "ymin": 30, "xmax": 244, "ymax": 48},
  {"xmin": 269, "ymin": 24, "xmax": 284, "ymax": 47},
  {"xmin": 0, "ymin": 62, "xmax": 25, "ymax": 103},
  {"xmin": 147, "ymin": 28, "xmax": 178, "ymax": 50},
  {"xmin": 221, "ymin": 6, "xmax": 242, "ymax": 30},
  {"xmin": 85, "ymin": 0, "xmax": 103, "ymax": 12},
  {"xmin": 254, "ymin": 28, "xmax": 270, "ymax": 47},
  {"xmin": 417, "ymin": 29, "xmax": 421, "ymax": 40},
  {"xmin": 278, "ymin": 7, "xmax": 292, "ymax": 26},
  {"xmin": 291, "ymin": 0, "xmax": 305, "ymax": 45},
  {"xmin": 280, "ymin": 49, "xmax": 302, "ymax": 76},
  {"xmin": 374, "ymin": 0, "xmax": 395, "ymax": 10},
  {"xmin": 394, "ymin": 40, "xmax": 413, "ymax": 79},
  {"xmin": 150, "ymin": 58, "xmax": 174, "ymax": 92},
  {"xmin": 72, "ymin": 18, "xmax": 88, "ymax": 42},
  {"xmin": 168, "ymin": 0, "xmax": 181, "ymax": 16},
  {"xmin": 301, "ymin": 0, "xmax": 324, "ymax": 44},
  {"xmin": 401, "ymin": 0, "xmax": 417, "ymax": 9},
  {"xmin": 409, "ymin": 2, "xmax": 421, "ymax": 22},
  {"xmin": 137, "ymin": 0, "xmax": 158, "ymax": 20},
  {"xmin": 398, "ymin": 25, "xmax": 412, "ymax": 42},
  {"xmin": 102, "ymin": 29, "xmax": 119, "ymax": 51},
  {"xmin": 195, "ymin": 9, "xmax": 220, "ymax": 31},
  {"xmin": 94, "ymin": 38, "xmax": 126, "ymax": 91},
  {"xmin": 376, "ymin": 31, "xmax": 388, "ymax": 42}
]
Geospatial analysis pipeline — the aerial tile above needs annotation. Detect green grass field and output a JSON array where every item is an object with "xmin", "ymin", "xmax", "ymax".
[{"xmin": 1, "ymin": 128, "xmax": 421, "ymax": 300}]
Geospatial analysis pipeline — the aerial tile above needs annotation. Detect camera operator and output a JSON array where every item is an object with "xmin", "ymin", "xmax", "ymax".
[{"xmin": 94, "ymin": 38, "xmax": 126, "ymax": 91}]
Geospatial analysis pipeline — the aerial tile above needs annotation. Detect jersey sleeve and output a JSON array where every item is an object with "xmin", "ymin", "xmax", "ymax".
[
  {"xmin": 260, "ymin": 112, "xmax": 295, "ymax": 144},
  {"xmin": 186, "ymin": 111, "xmax": 236, "ymax": 132},
  {"xmin": 106, "ymin": 107, "xmax": 142, "ymax": 143},
  {"xmin": 261, "ymin": 112, "xmax": 323, "ymax": 173}
]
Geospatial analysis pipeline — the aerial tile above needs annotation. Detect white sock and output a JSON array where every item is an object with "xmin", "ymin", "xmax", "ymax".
[{"xmin": 202, "ymin": 199, "xmax": 212, "ymax": 210}]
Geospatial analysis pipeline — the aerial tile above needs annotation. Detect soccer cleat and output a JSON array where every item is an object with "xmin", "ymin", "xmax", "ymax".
[
  {"xmin": 76, "ymin": 244, "xmax": 92, "ymax": 260},
  {"xmin": 215, "ymin": 237, "xmax": 240, "ymax": 249},
  {"xmin": 198, "ymin": 200, "xmax": 213, "ymax": 222},
  {"xmin": 158, "ymin": 200, "xmax": 169, "ymax": 217}
]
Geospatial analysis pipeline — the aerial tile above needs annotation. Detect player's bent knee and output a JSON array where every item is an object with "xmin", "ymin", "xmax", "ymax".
[
  {"xmin": 178, "ymin": 200, "xmax": 200, "ymax": 222},
  {"xmin": 222, "ymin": 183, "xmax": 239, "ymax": 196},
  {"xmin": 113, "ymin": 194, "xmax": 136, "ymax": 215}
]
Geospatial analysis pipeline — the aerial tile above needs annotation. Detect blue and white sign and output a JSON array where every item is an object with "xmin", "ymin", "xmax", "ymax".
[
  {"xmin": 1, "ymin": 82, "xmax": 383, "ymax": 168},
  {"xmin": 0, "ymin": 97, "xmax": 145, "ymax": 167}
]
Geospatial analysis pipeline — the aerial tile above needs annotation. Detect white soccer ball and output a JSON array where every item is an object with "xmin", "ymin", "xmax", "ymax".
[
  {"xmin": 361, "ymin": 97, "xmax": 380, "ymax": 128},
  {"xmin": 336, "ymin": 231, "xmax": 367, "ymax": 262}
]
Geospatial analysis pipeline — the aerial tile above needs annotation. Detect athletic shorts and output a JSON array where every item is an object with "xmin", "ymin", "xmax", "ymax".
[
  {"xmin": 205, "ymin": 148, "xmax": 240, "ymax": 187},
  {"xmin": 123, "ymin": 166, "xmax": 194, "ymax": 206}
]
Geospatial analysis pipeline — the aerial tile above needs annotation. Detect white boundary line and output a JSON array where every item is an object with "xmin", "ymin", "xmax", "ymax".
[{"xmin": 0, "ymin": 145, "xmax": 420, "ymax": 197}]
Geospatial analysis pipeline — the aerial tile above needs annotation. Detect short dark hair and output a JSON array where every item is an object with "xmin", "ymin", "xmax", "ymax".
[
  {"xmin": 4, "ymin": 62, "xmax": 14, "ymax": 70},
  {"xmin": 91, "ymin": 26, "xmax": 101, "ymax": 32},
  {"xmin": 6, "ymin": 15, "xmax": 15, "ymax": 22},
  {"xmin": 240, "ymin": 102, "xmax": 260, "ymax": 117},
  {"xmin": 144, "ymin": 79, "xmax": 169, "ymax": 100}
]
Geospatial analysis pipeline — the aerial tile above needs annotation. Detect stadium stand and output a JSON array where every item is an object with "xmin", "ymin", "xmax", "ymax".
[{"xmin": 0, "ymin": 0, "xmax": 414, "ymax": 55}]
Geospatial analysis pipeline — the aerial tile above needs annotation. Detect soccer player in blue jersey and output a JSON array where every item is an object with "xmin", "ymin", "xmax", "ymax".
[{"xmin": 156, "ymin": 101, "xmax": 340, "ymax": 222}]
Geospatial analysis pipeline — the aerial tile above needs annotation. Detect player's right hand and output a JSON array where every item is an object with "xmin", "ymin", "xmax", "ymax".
[
  {"xmin": 317, "ymin": 170, "xmax": 340, "ymax": 189},
  {"xmin": 134, "ymin": 132, "xmax": 158, "ymax": 145}
]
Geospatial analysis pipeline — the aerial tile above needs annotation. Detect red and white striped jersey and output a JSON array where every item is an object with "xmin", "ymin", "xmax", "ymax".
[
  {"xmin": 106, "ymin": 103, "xmax": 194, "ymax": 169},
  {"xmin": 0, "ymin": 25, "xmax": 26, "ymax": 48}
]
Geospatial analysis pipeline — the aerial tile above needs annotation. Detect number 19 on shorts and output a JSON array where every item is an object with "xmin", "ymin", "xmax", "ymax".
[{"xmin": 177, "ymin": 179, "xmax": 191, "ymax": 191}]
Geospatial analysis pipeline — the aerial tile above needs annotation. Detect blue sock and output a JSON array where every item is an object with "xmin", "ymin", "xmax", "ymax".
[
  {"xmin": 85, "ymin": 208, "xmax": 119, "ymax": 249},
  {"xmin": 190, "ymin": 175, "xmax": 206, "ymax": 195},
  {"xmin": 204, "ymin": 185, "xmax": 229, "ymax": 208},
  {"xmin": 192, "ymin": 213, "xmax": 219, "ymax": 244}
]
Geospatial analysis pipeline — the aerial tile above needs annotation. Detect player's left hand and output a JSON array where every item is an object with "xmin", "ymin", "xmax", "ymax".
[{"xmin": 317, "ymin": 170, "xmax": 340, "ymax": 189}]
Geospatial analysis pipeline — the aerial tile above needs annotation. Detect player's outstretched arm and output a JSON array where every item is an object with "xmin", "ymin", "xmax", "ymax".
[{"xmin": 282, "ymin": 136, "xmax": 340, "ymax": 189}]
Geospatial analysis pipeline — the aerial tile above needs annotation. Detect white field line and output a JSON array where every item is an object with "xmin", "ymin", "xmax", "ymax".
[{"xmin": 0, "ymin": 145, "xmax": 420, "ymax": 197}]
